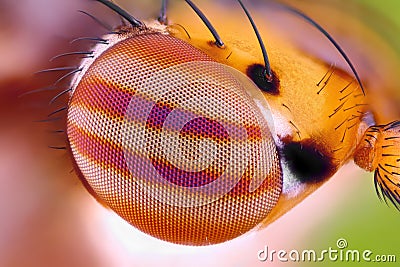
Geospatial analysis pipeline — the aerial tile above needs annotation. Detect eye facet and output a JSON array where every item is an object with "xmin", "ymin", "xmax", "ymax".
[{"xmin": 67, "ymin": 30, "xmax": 282, "ymax": 245}]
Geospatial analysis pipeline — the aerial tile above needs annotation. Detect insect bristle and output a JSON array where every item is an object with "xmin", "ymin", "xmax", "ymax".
[
  {"xmin": 49, "ymin": 88, "xmax": 72, "ymax": 105},
  {"xmin": 158, "ymin": 0, "xmax": 168, "ymax": 24},
  {"xmin": 48, "ymin": 106, "xmax": 68, "ymax": 118},
  {"xmin": 70, "ymin": 37, "xmax": 109, "ymax": 45},
  {"xmin": 355, "ymin": 121, "xmax": 400, "ymax": 210},
  {"xmin": 18, "ymin": 86, "xmax": 57, "ymax": 98},
  {"xmin": 50, "ymin": 51, "xmax": 94, "ymax": 62},
  {"xmin": 53, "ymin": 68, "xmax": 83, "ymax": 86},
  {"xmin": 279, "ymin": 4, "xmax": 365, "ymax": 96},
  {"xmin": 94, "ymin": 0, "xmax": 143, "ymax": 27},
  {"xmin": 35, "ymin": 117, "xmax": 62, "ymax": 123},
  {"xmin": 184, "ymin": 0, "xmax": 224, "ymax": 47},
  {"xmin": 35, "ymin": 67, "xmax": 79, "ymax": 75},
  {"xmin": 237, "ymin": 0, "xmax": 271, "ymax": 80},
  {"xmin": 316, "ymin": 64, "xmax": 335, "ymax": 94},
  {"xmin": 48, "ymin": 146, "xmax": 68, "ymax": 150},
  {"xmin": 374, "ymin": 166, "xmax": 400, "ymax": 210},
  {"xmin": 78, "ymin": 10, "xmax": 113, "ymax": 31}
]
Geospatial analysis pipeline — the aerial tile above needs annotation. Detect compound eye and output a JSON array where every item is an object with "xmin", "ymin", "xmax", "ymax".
[{"xmin": 67, "ymin": 32, "xmax": 282, "ymax": 245}]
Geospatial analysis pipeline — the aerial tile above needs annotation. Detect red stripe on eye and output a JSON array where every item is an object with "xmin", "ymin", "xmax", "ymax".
[
  {"xmin": 68, "ymin": 115, "xmax": 267, "ymax": 195},
  {"xmin": 145, "ymin": 101, "xmax": 175, "ymax": 131},
  {"xmin": 180, "ymin": 117, "xmax": 231, "ymax": 143},
  {"xmin": 149, "ymin": 155, "xmax": 226, "ymax": 187},
  {"xmin": 72, "ymin": 78, "xmax": 133, "ymax": 119},
  {"xmin": 148, "ymin": 116, "xmax": 232, "ymax": 187},
  {"xmin": 68, "ymin": 118, "xmax": 128, "ymax": 173},
  {"xmin": 245, "ymin": 124, "xmax": 263, "ymax": 142}
]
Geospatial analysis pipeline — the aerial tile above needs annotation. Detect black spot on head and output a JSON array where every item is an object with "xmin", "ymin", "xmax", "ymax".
[
  {"xmin": 281, "ymin": 139, "xmax": 336, "ymax": 183},
  {"xmin": 247, "ymin": 64, "xmax": 280, "ymax": 95}
]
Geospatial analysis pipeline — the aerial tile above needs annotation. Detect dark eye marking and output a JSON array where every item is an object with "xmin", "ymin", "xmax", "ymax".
[
  {"xmin": 247, "ymin": 64, "xmax": 280, "ymax": 95},
  {"xmin": 237, "ymin": 0, "xmax": 279, "ymax": 95},
  {"xmin": 281, "ymin": 139, "xmax": 336, "ymax": 183}
]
